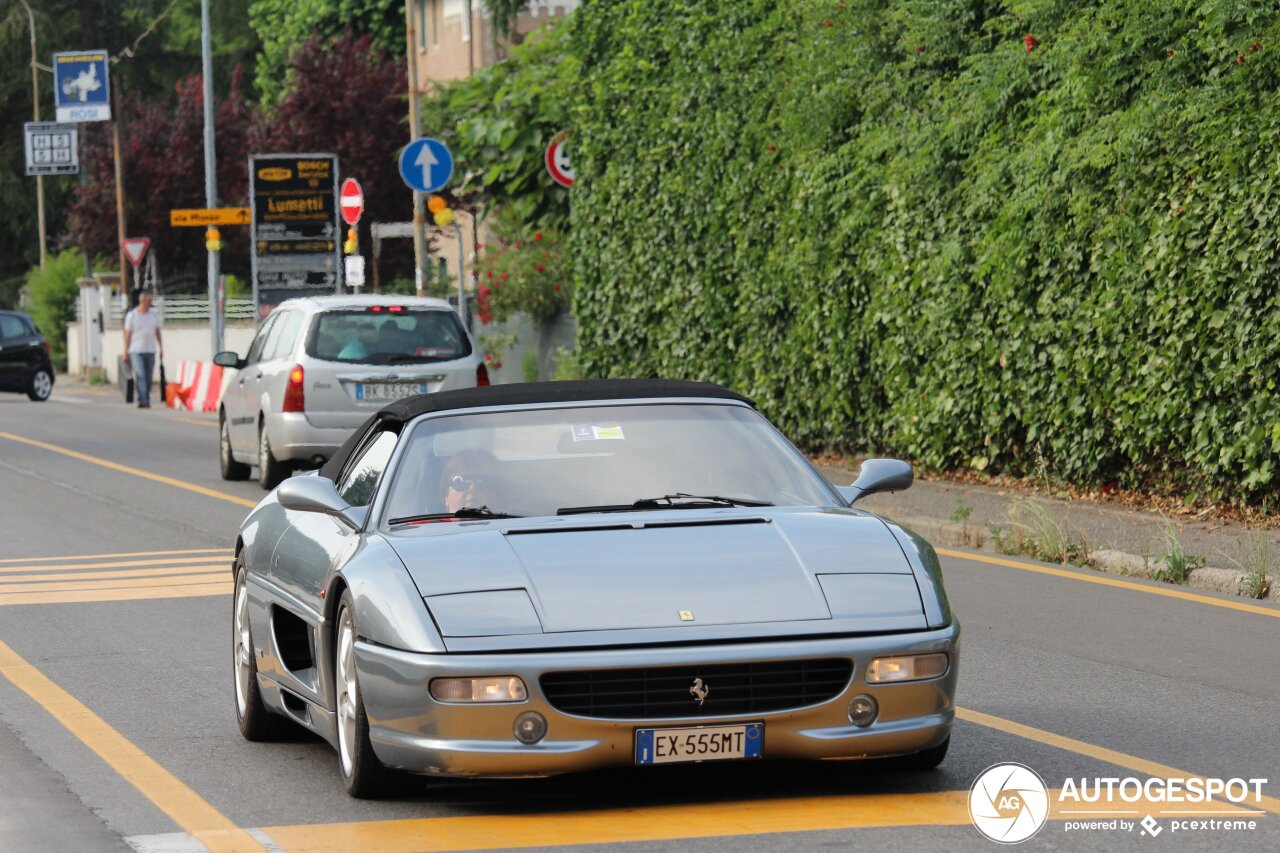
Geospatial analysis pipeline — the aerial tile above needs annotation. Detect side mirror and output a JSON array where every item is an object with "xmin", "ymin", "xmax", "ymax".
[
  {"xmin": 213, "ymin": 350, "xmax": 245, "ymax": 370},
  {"xmin": 837, "ymin": 458, "xmax": 913, "ymax": 505},
  {"xmin": 276, "ymin": 476, "xmax": 364, "ymax": 530}
]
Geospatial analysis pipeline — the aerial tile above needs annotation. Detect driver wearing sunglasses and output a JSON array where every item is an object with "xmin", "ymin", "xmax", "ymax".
[{"xmin": 440, "ymin": 449, "xmax": 500, "ymax": 514}]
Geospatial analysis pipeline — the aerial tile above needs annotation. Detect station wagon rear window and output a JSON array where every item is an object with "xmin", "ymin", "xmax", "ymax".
[{"xmin": 306, "ymin": 308, "xmax": 471, "ymax": 365}]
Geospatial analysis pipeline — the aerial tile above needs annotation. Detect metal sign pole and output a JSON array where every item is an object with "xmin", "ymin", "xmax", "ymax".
[
  {"xmin": 201, "ymin": 0, "xmax": 223, "ymax": 355},
  {"xmin": 404, "ymin": 0, "xmax": 427, "ymax": 296}
]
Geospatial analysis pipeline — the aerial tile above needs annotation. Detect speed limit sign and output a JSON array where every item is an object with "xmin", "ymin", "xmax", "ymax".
[{"xmin": 545, "ymin": 130, "xmax": 574, "ymax": 187}]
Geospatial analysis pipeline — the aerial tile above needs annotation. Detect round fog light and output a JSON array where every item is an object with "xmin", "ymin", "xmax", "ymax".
[
  {"xmin": 848, "ymin": 694, "xmax": 878, "ymax": 727},
  {"xmin": 513, "ymin": 711, "xmax": 547, "ymax": 744}
]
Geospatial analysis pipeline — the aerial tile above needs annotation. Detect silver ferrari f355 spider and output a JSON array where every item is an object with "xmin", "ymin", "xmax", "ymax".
[{"xmin": 231, "ymin": 379, "xmax": 959, "ymax": 797}]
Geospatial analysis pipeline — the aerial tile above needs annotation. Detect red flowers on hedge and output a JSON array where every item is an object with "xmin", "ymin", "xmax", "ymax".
[{"xmin": 1025, "ymin": 34, "xmax": 1039, "ymax": 52}]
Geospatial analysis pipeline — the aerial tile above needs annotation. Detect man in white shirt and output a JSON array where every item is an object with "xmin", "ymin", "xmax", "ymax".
[{"xmin": 122, "ymin": 289, "xmax": 163, "ymax": 408}]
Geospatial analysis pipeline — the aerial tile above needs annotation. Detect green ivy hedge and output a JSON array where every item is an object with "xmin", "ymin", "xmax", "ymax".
[{"xmin": 568, "ymin": 0, "xmax": 1280, "ymax": 504}]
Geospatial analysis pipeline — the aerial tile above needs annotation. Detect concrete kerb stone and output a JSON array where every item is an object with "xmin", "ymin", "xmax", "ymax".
[{"xmin": 891, "ymin": 514, "xmax": 1280, "ymax": 603}]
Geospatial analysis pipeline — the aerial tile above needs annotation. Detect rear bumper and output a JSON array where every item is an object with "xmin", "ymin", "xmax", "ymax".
[
  {"xmin": 262, "ymin": 412, "xmax": 353, "ymax": 463},
  {"xmin": 354, "ymin": 624, "xmax": 959, "ymax": 778}
]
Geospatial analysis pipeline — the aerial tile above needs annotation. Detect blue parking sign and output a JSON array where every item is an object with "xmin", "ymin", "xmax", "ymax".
[
  {"xmin": 399, "ymin": 138, "xmax": 453, "ymax": 193},
  {"xmin": 54, "ymin": 50, "xmax": 111, "ymax": 123}
]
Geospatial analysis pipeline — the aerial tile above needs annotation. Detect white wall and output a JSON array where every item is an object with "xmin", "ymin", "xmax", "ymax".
[{"xmin": 88, "ymin": 323, "xmax": 259, "ymax": 383}]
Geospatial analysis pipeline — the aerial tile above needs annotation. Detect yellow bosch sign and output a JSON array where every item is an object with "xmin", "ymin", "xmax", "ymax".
[{"xmin": 257, "ymin": 167, "xmax": 292, "ymax": 181}]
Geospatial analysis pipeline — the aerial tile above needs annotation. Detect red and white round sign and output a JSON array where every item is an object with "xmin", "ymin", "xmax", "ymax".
[
  {"xmin": 340, "ymin": 178, "xmax": 364, "ymax": 225},
  {"xmin": 545, "ymin": 131, "xmax": 574, "ymax": 188}
]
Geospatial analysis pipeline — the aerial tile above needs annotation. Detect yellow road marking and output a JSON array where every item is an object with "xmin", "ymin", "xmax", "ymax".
[
  {"xmin": 258, "ymin": 786, "xmax": 1257, "ymax": 852},
  {"xmin": 0, "ymin": 582, "xmax": 232, "ymax": 606},
  {"xmin": 0, "ymin": 572, "xmax": 226, "ymax": 595},
  {"xmin": 0, "ymin": 432, "xmax": 256, "ymax": 509},
  {"xmin": 937, "ymin": 548, "xmax": 1280, "ymax": 618},
  {"xmin": 958, "ymin": 707, "xmax": 1280, "ymax": 815},
  {"xmin": 0, "ymin": 556, "xmax": 230, "ymax": 575},
  {"xmin": 0, "ymin": 548, "xmax": 232, "ymax": 565},
  {"xmin": 0, "ymin": 638, "xmax": 263, "ymax": 852},
  {"xmin": 0, "ymin": 565, "xmax": 231, "ymax": 584},
  {"xmin": 263, "ymin": 792, "xmax": 973, "ymax": 851}
]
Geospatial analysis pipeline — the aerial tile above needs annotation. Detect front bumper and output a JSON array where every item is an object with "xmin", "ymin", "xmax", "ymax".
[{"xmin": 354, "ymin": 624, "xmax": 959, "ymax": 777}]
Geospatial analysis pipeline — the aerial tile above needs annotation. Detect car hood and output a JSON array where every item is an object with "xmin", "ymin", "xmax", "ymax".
[{"xmin": 386, "ymin": 508, "xmax": 928, "ymax": 651}]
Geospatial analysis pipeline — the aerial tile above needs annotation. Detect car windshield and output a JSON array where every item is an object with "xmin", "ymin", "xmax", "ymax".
[
  {"xmin": 382, "ymin": 403, "xmax": 839, "ymax": 523},
  {"xmin": 306, "ymin": 308, "xmax": 470, "ymax": 365}
]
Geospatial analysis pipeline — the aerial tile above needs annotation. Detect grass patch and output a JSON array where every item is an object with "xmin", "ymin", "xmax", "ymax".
[
  {"xmin": 1152, "ymin": 522, "xmax": 1205, "ymax": 585},
  {"xmin": 990, "ymin": 500, "xmax": 1091, "ymax": 566},
  {"xmin": 1218, "ymin": 533, "xmax": 1273, "ymax": 600}
]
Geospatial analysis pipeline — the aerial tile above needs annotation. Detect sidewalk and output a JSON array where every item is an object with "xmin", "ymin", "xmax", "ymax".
[{"xmin": 815, "ymin": 460, "xmax": 1280, "ymax": 604}]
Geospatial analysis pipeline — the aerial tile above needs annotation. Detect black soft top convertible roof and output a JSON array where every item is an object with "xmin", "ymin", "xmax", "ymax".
[{"xmin": 319, "ymin": 378, "xmax": 753, "ymax": 481}]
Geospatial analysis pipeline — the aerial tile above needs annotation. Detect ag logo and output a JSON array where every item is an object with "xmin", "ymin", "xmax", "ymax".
[{"xmin": 969, "ymin": 763, "xmax": 1049, "ymax": 844}]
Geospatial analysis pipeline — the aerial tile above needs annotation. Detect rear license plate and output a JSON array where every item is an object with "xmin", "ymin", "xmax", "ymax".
[
  {"xmin": 356, "ymin": 383, "xmax": 426, "ymax": 401},
  {"xmin": 635, "ymin": 723, "xmax": 763, "ymax": 765}
]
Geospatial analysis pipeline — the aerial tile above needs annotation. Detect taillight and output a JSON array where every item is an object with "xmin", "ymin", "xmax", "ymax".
[
  {"xmin": 41, "ymin": 340, "xmax": 50, "ymax": 354},
  {"xmin": 283, "ymin": 365, "xmax": 305, "ymax": 412},
  {"xmin": 476, "ymin": 363, "xmax": 490, "ymax": 387}
]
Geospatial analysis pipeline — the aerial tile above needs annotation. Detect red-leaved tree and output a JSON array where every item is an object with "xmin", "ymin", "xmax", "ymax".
[
  {"xmin": 67, "ymin": 67, "xmax": 256, "ymax": 284},
  {"xmin": 251, "ymin": 33, "xmax": 413, "ymax": 280}
]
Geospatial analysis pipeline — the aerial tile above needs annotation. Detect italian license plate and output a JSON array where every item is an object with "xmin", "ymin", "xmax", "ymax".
[
  {"xmin": 635, "ymin": 723, "xmax": 763, "ymax": 765},
  {"xmin": 356, "ymin": 383, "xmax": 426, "ymax": 401}
]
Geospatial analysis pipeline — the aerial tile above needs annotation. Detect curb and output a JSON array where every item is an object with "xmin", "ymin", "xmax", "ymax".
[{"xmin": 894, "ymin": 514, "xmax": 1280, "ymax": 604}]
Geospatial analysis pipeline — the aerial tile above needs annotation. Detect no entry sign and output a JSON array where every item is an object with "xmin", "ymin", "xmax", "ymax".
[{"xmin": 340, "ymin": 178, "xmax": 364, "ymax": 225}]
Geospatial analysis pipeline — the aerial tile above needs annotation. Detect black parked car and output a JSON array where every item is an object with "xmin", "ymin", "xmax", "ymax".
[{"xmin": 0, "ymin": 310, "xmax": 54, "ymax": 401}]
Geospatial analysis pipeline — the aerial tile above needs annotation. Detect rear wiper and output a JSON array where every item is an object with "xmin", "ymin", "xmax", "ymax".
[
  {"xmin": 557, "ymin": 494, "xmax": 773, "ymax": 516},
  {"xmin": 389, "ymin": 506, "xmax": 521, "ymax": 524}
]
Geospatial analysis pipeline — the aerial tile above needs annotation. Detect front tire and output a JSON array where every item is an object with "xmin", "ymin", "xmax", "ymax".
[
  {"xmin": 27, "ymin": 368, "xmax": 53, "ymax": 401},
  {"xmin": 257, "ymin": 423, "xmax": 289, "ymax": 490},
  {"xmin": 233, "ymin": 560, "xmax": 290, "ymax": 741},
  {"xmin": 220, "ymin": 415, "xmax": 250, "ymax": 481},
  {"xmin": 335, "ymin": 590, "xmax": 402, "ymax": 798}
]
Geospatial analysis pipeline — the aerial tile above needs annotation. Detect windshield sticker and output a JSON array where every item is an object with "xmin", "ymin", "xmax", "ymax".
[{"xmin": 571, "ymin": 424, "xmax": 626, "ymax": 441}]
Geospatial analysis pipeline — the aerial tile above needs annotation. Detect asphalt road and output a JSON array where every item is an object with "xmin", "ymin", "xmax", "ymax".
[{"xmin": 1, "ymin": 385, "xmax": 1277, "ymax": 853}]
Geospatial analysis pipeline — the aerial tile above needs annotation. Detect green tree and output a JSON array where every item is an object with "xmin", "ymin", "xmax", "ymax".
[
  {"xmin": 26, "ymin": 248, "xmax": 85, "ymax": 372},
  {"xmin": 419, "ymin": 20, "xmax": 575, "ymax": 230},
  {"xmin": 249, "ymin": 0, "xmax": 403, "ymax": 104}
]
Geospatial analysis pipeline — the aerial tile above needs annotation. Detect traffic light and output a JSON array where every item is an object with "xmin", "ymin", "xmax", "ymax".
[
  {"xmin": 205, "ymin": 227, "xmax": 222, "ymax": 252},
  {"xmin": 343, "ymin": 227, "xmax": 358, "ymax": 254},
  {"xmin": 428, "ymin": 195, "xmax": 454, "ymax": 227}
]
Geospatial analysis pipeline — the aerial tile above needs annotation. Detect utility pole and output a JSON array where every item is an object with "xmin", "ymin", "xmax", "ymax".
[
  {"xmin": 19, "ymin": 0, "xmax": 46, "ymax": 270},
  {"xmin": 200, "ymin": 0, "xmax": 222, "ymax": 354},
  {"xmin": 405, "ymin": 0, "xmax": 427, "ymax": 296},
  {"xmin": 112, "ymin": 83, "xmax": 129, "ymax": 299}
]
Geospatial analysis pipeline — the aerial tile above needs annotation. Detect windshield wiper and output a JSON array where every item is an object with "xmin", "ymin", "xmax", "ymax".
[
  {"xmin": 557, "ymin": 493, "xmax": 773, "ymax": 516},
  {"xmin": 389, "ymin": 506, "xmax": 521, "ymax": 524}
]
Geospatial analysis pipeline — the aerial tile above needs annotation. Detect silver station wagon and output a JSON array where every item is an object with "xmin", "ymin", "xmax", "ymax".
[
  {"xmin": 231, "ymin": 379, "xmax": 960, "ymax": 798},
  {"xmin": 215, "ymin": 295, "xmax": 485, "ymax": 489}
]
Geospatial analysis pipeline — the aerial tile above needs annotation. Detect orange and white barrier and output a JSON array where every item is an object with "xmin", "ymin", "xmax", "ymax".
[{"xmin": 168, "ymin": 360, "xmax": 224, "ymax": 412}]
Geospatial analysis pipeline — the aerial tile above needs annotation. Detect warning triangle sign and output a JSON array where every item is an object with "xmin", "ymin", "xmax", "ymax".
[{"xmin": 122, "ymin": 237, "xmax": 150, "ymax": 267}]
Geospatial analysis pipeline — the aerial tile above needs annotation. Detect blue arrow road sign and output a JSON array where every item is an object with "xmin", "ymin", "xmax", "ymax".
[
  {"xmin": 54, "ymin": 50, "xmax": 111, "ymax": 123},
  {"xmin": 399, "ymin": 138, "xmax": 453, "ymax": 193}
]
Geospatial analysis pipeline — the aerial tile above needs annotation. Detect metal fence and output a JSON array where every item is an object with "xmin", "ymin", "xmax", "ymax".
[{"xmin": 78, "ymin": 296, "xmax": 257, "ymax": 327}]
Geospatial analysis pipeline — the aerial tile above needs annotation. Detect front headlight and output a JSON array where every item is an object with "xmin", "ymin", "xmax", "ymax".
[
  {"xmin": 865, "ymin": 653, "xmax": 949, "ymax": 683},
  {"xmin": 430, "ymin": 676, "xmax": 528, "ymax": 703}
]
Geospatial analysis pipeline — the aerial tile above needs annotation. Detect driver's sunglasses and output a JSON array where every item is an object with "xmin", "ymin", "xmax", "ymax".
[{"xmin": 448, "ymin": 474, "xmax": 492, "ymax": 491}]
